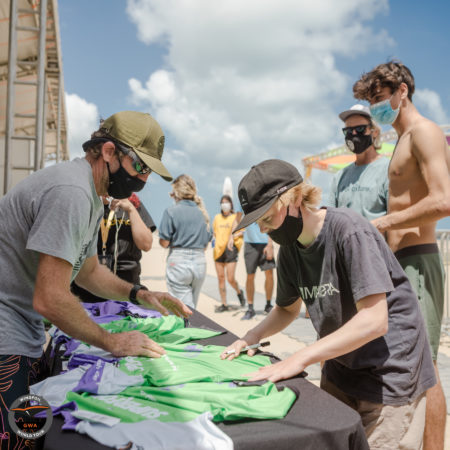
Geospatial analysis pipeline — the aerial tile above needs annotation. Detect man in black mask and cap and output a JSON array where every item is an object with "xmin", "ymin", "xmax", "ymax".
[
  {"xmin": 0, "ymin": 111, "xmax": 192, "ymax": 446},
  {"xmin": 222, "ymin": 159, "xmax": 435, "ymax": 449},
  {"xmin": 329, "ymin": 104, "xmax": 389, "ymax": 222}
]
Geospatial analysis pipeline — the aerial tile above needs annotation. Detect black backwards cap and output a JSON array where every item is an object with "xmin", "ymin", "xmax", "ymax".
[{"xmin": 234, "ymin": 159, "xmax": 303, "ymax": 232}]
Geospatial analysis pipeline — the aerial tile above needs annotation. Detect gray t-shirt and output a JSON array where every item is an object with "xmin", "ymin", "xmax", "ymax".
[
  {"xmin": 328, "ymin": 157, "xmax": 389, "ymax": 221},
  {"xmin": 159, "ymin": 200, "xmax": 212, "ymax": 249},
  {"xmin": 276, "ymin": 207, "xmax": 435, "ymax": 405},
  {"xmin": 0, "ymin": 158, "xmax": 103, "ymax": 357}
]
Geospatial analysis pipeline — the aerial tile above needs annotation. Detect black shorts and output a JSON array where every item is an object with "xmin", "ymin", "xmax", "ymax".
[
  {"xmin": 244, "ymin": 243, "xmax": 276, "ymax": 274},
  {"xmin": 215, "ymin": 245, "xmax": 239, "ymax": 263}
]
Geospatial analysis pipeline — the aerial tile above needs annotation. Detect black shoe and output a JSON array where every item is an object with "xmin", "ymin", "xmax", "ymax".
[
  {"xmin": 216, "ymin": 304, "xmax": 229, "ymax": 312},
  {"xmin": 264, "ymin": 303, "xmax": 273, "ymax": 314},
  {"xmin": 241, "ymin": 309, "xmax": 255, "ymax": 320},
  {"xmin": 237, "ymin": 289, "xmax": 246, "ymax": 307}
]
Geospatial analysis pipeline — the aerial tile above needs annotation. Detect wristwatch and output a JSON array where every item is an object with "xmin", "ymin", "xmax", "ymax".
[{"xmin": 129, "ymin": 284, "xmax": 148, "ymax": 304}]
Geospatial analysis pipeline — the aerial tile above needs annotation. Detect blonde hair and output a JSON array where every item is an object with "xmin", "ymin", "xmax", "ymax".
[
  {"xmin": 172, "ymin": 174, "xmax": 210, "ymax": 229},
  {"xmin": 278, "ymin": 182, "xmax": 322, "ymax": 212}
]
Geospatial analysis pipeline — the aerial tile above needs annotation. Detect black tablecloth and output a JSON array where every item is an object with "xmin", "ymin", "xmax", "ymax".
[{"xmin": 43, "ymin": 310, "xmax": 368, "ymax": 450}]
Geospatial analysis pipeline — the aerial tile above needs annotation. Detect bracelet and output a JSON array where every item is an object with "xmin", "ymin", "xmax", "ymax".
[{"xmin": 129, "ymin": 284, "xmax": 149, "ymax": 304}]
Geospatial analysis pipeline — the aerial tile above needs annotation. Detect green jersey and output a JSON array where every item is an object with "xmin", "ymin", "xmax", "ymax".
[{"xmin": 67, "ymin": 380, "xmax": 296, "ymax": 424}]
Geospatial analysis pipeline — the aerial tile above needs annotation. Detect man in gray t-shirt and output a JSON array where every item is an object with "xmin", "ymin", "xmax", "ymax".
[
  {"xmin": 329, "ymin": 104, "xmax": 389, "ymax": 222},
  {"xmin": 0, "ymin": 111, "xmax": 191, "ymax": 445},
  {"xmin": 223, "ymin": 159, "xmax": 435, "ymax": 448}
]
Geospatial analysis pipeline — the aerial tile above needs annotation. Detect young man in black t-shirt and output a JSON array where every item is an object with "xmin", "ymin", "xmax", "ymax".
[{"xmin": 222, "ymin": 159, "xmax": 435, "ymax": 449}]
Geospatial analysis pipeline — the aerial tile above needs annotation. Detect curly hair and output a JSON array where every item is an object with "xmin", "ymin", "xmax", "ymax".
[{"xmin": 353, "ymin": 60, "xmax": 415, "ymax": 101}]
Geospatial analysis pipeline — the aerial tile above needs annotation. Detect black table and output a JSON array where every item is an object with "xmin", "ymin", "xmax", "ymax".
[{"xmin": 43, "ymin": 310, "xmax": 368, "ymax": 450}]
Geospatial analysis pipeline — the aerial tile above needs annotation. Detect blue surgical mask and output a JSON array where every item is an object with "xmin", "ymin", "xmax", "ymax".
[{"xmin": 369, "ymin": 94, "xmax": 400, "ymax": 125}]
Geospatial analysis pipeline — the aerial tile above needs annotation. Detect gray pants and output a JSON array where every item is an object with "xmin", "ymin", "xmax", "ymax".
[{"xmin": 166, "ymin": 248, "xmax": 207, "ymax": 309}]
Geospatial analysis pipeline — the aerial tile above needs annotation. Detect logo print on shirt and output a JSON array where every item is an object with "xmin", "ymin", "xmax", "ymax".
[
  {"xmin": 123, "ymin": 357, "xmax": 144, "ymax": 373},
  {"xmin": 73, "ymin": 243, "xmax": 89, "ymax": 273},
  {"xmin": 299, "ymin": 282, "xmax": 339, "ymax": 300}
]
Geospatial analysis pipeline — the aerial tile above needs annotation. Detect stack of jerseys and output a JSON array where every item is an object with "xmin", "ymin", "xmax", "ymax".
[{"xmin": 33, "ymin": 308, "xmax": 296, "ymax": 450}]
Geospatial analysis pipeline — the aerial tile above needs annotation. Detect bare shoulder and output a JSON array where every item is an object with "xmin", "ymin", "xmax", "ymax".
[{"xmin": 411, "ymin": 117, "xmax": 447, "ymax": 156}]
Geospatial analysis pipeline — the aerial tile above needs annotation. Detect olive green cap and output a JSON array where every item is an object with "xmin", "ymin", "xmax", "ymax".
[{"xmin": 101, "ymin": 111, "xmax": 172, "ymax": 181}]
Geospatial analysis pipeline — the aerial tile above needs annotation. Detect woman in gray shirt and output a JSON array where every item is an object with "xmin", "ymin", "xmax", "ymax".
[{"xmin": 159, "ymin": 174, "xmax": 212, "ymax": 309}]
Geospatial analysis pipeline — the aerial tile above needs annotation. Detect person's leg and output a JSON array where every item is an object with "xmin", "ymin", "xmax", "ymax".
[
  {"xmin": 246, "ymin": 273, "xmax": 255, "ymax": 305},
  {"xmin": 166, "ymin": 251, "xmax": 195, "ymax": 309},
  {"xmin": 322, "ymin": 375, "xmax": 427, "ymax": 450},
  {"xmin": 214, "ymin": 261, "xmax": 228, "ymax": 309},
  {"xmin": 0, "ymin": 354, "xmax": 47, "ymax": 449},
  {"xmin": 258, "ymin": 245, "xmax": 276, "ymax": 314},
  {"xmin": 242, "ymin": 273, "xmax": 256, "ymax": 320},
  {"xmin": 225, "ymin": 261, "xmax": 246, "ymax": 306},
  {"xmin": 225, "ymin": 262, "xmax": 239, "ymax": 293},
  {"xmin": 264, "ymin": 269, "xmax": 274, "ymax": 313},
  {"xmin": 191, "ymin": 252, "xmax": 207, "ymax": 309},
  {"xmin": 360, "ymin": 393, "xmax": 426, "ymax": 450},
  {"xmin": 423, "ymin": 362, "xmax": 446, "ymax": 450},
  {"xmin": 398, "ymin": 248, "xmax": 446, "ymax": 450}
]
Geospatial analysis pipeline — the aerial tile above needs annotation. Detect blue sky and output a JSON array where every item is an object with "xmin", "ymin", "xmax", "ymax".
[{"xmin": 58, "ymin": 0, "xmax": 450, "ymax": 228}]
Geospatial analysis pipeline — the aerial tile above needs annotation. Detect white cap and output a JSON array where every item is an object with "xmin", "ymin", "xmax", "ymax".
[{"xmin": 339, "ymin": 104, "xmax": 371, "ymax": 122}]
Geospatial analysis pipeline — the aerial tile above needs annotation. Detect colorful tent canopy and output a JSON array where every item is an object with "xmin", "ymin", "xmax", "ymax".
[{"xmin": 303, "ymin": 126, "xmax": 450, "ymax": 179}]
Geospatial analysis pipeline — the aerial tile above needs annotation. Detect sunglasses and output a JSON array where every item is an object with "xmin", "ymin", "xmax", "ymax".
[
  {"xmin": 115, "ymin": 142, "xmax": 151, "ymax": 175},
  {"xmin": 342, "ymin": 124, "xmax": 370, "ymax": 136}
]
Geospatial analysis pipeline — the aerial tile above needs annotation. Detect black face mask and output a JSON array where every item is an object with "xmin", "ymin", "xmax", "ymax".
[
  {"xmin": 268, "ymin": 208, "xmax": 303, "ymax": 246},
  {"xmin": 345, "ymin": 134, "xmax": 373, "ymax": 154},
  {"xmin": 107, "ymin": 162, "xmax": 146, "ymax": 199}
]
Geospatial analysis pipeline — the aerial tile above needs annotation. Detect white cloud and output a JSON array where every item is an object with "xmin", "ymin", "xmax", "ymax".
[
  {"xmin": 65, "ymin": 93, "xmax": 99, "ymax": 159},
  {"xmin": 125, "ymin": 0, "xmax": 392, "ymax": 176},
  {"xmin": 414, "ymin": 89, "xmax": 448, "ymax": 124}
]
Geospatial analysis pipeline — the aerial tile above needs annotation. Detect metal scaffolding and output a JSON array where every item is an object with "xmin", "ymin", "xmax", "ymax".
[{"xmin": 0, "ymin": 0, "xmax": 69, "ymax": 196}]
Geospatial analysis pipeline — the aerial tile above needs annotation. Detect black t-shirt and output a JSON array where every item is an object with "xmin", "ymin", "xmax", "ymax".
[
  {"xmin": 98, "ymin": 203, "xmax": 155, "ymax": 284},
  {"xmin": 276, "ymin": 207, "xmax": 435, "ymax": 405}
]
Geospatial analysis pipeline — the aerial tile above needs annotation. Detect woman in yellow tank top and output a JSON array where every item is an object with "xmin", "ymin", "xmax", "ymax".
[{"xmin": 212, "ymin": 195, "xmax": 246, "ymax": 312}]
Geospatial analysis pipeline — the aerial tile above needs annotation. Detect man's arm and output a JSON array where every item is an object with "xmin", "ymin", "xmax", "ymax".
[
  {"xmin": 33, "ymin": 254, "xmax": 166, "ymax": 358},
  {"xmin": 159, "ymin": 238, "xmax": 170, "ymax": 248},
  {"xmin": 373, "ymin": 122, "xmax": 450, "ymax": 232},
  {"xmin": 241, "ymin": 293, "xmax": 388, "ymax": 381},
  {"xmin": 328, "ymin": 173, "xmax": 339, "ymax": 207},
  {"xmin": 263, "ymin": 237, "xmax": 274, "ymax": 260},
  {"xmin": 111, "ymin": 199, "xmax": 153, "ymax": 251},
  {"xmin": 75, "ymin": 255, "xmax": 192, "ymax": 318},
  {"xmin": 227, "ymin": 214, "xmax": 244, "ymax": 250}
]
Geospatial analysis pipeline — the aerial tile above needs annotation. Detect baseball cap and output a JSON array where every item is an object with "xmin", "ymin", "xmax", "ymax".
[
  {"xmin": 339, "ymin": 104, "xmax": 371, "ymax": 122},
  {"xmin": 234, "ymin": 159, "xmax": 303, "ymax": 232},
  {"xmin": 101, "ymin": 111, "xmax": 173, "ymax": 181}
]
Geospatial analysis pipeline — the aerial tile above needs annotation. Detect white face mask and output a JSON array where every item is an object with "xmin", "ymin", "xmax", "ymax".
[{"xmin": 221, "ymin": 202, "xmax": 231, "ymax": 213}]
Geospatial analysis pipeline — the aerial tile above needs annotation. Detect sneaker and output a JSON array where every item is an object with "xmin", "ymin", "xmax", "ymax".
[
  {"xmin": 241, "ymin": 309, "xmax": 255, "ymax": 320},
  {"xmin": 264, "ymin": 303, "xmax": 273, "ymax": 314},
  {"xmin": 216, "ymin": 304, "xmax": 229, "ymax": 312},
  {"xmin": 237, "ymin": 289, "xmax": 246, "ymax": 307}
]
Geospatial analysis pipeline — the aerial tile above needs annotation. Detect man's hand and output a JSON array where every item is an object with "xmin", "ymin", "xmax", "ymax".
[
  {"xmin": 263, "ymin": 244, "xmax": 274, "ymax": 260},
  {"xmin": 107, "ymin": 331, "xmax": 165, "ymax": 358},
  {"xmin": 244, "ymin": 353, "xmax": 307, "ymax": 383},
  {"xmin": 138, "ymin": 290, "xmax": 192, "ymax": 318},
  {"xmin": 371, "ymin": 216, "xmax": 388, "ymax": 234},
  {"xmin": 110, "ymin": 198, "xmax": 133, "ymax": 213}
]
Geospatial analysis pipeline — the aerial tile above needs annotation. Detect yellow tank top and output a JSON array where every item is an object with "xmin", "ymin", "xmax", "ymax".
[{"xmin": 212, "ymin": 213, "xmax": 243, "ymax": 260}]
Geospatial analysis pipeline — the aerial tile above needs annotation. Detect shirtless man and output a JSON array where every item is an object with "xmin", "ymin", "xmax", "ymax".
[{"xmin": 353, "ymin": 61, "xmax": 450, "ymax": 450}]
